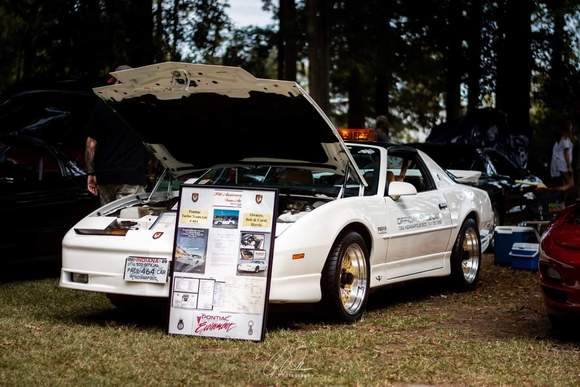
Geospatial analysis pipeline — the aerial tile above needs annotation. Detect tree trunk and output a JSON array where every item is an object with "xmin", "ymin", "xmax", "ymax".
[
  {"xmin": 154, "ymin": 0, "xmax": 165, "ymax": 62},
  {"xmin": 445, "ymin": 0, "xmax": 462, "ymax": 121},
  {"xmin": 278, "ymin": 0, "xmax": 297, "ymax": 81},
  {"xmin": 374, "ymin": 0, "xmax": 392, "ymax": 117},
  {"xmin": 171, "ymin": 0, "xmax": 181, "ymax": 61},
  {"xmin": 126, "ymin": 0, "xmax": 154, "ymax": 66},
  {"xmin": 467, "ymin": 0, "xmax": 482, "ymax": 112},
  {"xmin": 306, "ymin": 0, "xmax": 330, "ymax": 113},
  {"xmin": 545, "ymin": 1, "xmax": 566, "ymax": 113},
  {"xmin": 348, "ymin": 66, "xmax": 365, "ymax": 128},
  {"xmin": 496, "ymin": 0, "xmax": 532, "ymax": 137}
]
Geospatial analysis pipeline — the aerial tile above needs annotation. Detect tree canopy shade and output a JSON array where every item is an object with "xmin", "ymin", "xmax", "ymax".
[{"xmin": 1, "ymin": 0, "xmax": 580, "ymax": 156}]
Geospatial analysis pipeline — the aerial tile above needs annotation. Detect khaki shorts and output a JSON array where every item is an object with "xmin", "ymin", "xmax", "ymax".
[{"xmin": 99, "ymin": 184, "xmax": 145, "ymax": 205}]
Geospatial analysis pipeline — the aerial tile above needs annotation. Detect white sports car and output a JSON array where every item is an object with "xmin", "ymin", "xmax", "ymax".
[
  {"xmin": 60, "ymin": 62, "xmax": 494, "ymax": 322},
  {"xmin": 237, "ymin": 260, "xmax": 267, "ymax": 273}
]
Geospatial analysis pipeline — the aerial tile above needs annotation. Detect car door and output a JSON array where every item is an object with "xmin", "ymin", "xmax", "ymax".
[{"xmin": 383, "ymin": 150, "xmax": 453, "ymax": 279}]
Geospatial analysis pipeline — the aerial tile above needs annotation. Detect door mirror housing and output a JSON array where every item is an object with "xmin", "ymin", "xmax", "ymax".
[{"xmin": 388, "ymin": 181, "xmax": 417, "ymax": 201}]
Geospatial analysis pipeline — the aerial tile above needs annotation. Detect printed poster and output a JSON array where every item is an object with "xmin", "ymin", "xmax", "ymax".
[{"xmin": 168, "ymin": 185, "xmax": 277, "ymax": 341}]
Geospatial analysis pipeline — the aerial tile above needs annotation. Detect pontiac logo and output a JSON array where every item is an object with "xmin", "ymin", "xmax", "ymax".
[
  {"xmin": 191, "ymin": 192, "xmax": 199, "ymax": 202},
  {"xmin": 152, "ymin": 232, "xmax": 164, "ymax": 239},
  {"xmin": 255, "ymin": 194, "xmax": 263, "ymax": 204}
]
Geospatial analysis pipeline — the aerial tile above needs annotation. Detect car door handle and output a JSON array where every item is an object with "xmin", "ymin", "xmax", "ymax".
[{"xmin": 439, "ymin": 203, "xmax": 448, "ymax": 210}]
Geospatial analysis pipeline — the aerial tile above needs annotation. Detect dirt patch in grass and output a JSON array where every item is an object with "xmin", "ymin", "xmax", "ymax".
[{"xmin": 1, "ymin": 254, "xmax": 579, "ymax": 385}]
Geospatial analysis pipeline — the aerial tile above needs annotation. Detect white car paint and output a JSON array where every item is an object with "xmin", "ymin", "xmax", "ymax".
[
  {"xmin": 59, "ymin": 63, "xmax": 494, "ymax": 305},
  {"xmin": 60, "ymin": 144, "xmax": 493, "ymax": 303}
]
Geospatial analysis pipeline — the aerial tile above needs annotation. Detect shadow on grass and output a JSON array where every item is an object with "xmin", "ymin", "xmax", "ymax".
[
  {"xmin": 1, "ymin": 259, "xmax": 60, "ymax": 283},
  {"xmin": 64, "ymin": 302, "xmax": 169, "ymax": 330}
]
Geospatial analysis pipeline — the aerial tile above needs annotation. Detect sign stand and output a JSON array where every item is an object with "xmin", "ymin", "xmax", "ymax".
[{"xmin": 168, "ymin": 185, "xmax": 277, "ymax": 341}]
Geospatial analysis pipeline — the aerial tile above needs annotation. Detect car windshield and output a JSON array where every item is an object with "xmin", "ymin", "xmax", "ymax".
[
  {"xmin": 347, "ymin": 145, "xmax": 380, "ymax": 196},
  {"xmin": 416, "ymin": 146, "xmax": 483, "ymax": 171},
  {"xmin": 195, "ymin": 165, "xmax": 352, "ymax": 198},
  {"xmin": 485, "ymin": 149, "xmax": 522, "ymax": 178}
]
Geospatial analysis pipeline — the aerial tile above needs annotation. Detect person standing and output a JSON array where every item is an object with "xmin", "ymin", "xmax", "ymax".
[
  {"xmin": 86, "ymin": 68, "xmax": 147, "ymax": 205},
  {"xmin": 375, "ymin": 115, "xmax": 390, "ymax": 143},
  {"xmin": 550, "ymin": 120, "xmax": 575, "ymax": 197}
]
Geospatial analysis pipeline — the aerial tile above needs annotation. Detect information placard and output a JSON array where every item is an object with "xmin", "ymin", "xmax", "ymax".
[{"xmin": 168, "ymin": 185, "xmax": 277, "ymax": 341}]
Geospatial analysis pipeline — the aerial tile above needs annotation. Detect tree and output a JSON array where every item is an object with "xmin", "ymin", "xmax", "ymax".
[
  {"xmin": 445, "ymin": 0, "xmax": 463, "ymax": 121},
  {"xmin": 306, "ymin": 0, "xmax": 330, "ymax": 113},
  {"xmin": 496, "ymin": 0, "xmax": 532, "ymax": 137},
  {"xmin": 277, "ymin": 0, "xmax": 297, "ymax": 81},
  {"xmin": 467, "ymin": 0, "xmax": 482, "ymax": 112}
]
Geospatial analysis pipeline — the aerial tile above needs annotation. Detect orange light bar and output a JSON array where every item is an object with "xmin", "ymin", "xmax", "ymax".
[
  {"xmin": 338, "ymin": 128, "xmax": 376, "ymax": 142},
  {"xmin": 292, "ymin": 253, "xmax": 305, "ymax": 260}
]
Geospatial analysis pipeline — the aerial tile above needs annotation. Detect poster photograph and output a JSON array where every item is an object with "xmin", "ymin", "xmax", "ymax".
[
  {"xmin": 168, "ymin": 185, "xmax": 277, "ymax": 341},
  {"xmin": 212, "ymin": 208, "xmax": 240, "ymax": 229},
  {"xmin": 174, "ymin": 228, "xmax": 208, "ymax": 274},
  {"xmin": 237, "ymin": 232, "xmax": 270, "ymax": 277}
]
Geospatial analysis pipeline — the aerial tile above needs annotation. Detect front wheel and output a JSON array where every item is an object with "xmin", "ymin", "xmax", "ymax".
[
  {"xmin": 449, "ymin": 218, "xmax": 481, "ymax": 290},
  {"xmin": 321, "ymin": 231, "xmax": 370, "ymax": 323}
]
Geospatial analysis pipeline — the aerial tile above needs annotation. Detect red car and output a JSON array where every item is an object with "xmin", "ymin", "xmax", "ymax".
[{"xmin": 539, "ymin": 203, "xmax": 580, "ymax": 328}]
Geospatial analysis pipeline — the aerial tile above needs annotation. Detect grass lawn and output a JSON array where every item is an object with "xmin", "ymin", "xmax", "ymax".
[{"xmin": 1, "ymin": 255, "xmax": 579, "ymax": 385}]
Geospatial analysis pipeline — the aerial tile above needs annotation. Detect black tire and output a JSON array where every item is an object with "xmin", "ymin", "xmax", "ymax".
[
  {"xmin": 321, "ymin": 231, "xmax": 370, "ymax": 323},
  {"xmin": 255, "ymin": 266, "xmax": 260, "ymax": 272},
  {"xmin": 449, "ymin": 218, "xmax": 481, "ymax": 291}
]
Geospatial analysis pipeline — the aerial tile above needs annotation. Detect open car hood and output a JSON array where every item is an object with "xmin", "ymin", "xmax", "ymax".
[{"xmin": 93, "ymin": 62, "xmax": 364, "ymax": 184}]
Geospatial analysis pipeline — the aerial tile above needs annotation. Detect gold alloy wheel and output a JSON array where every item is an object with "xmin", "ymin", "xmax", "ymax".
[{"xmin": 339, "ymin": 243, "xmax": 368, "ymax": 315}]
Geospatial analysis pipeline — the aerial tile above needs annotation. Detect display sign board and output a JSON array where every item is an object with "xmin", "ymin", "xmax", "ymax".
[{"xmin": 168, "ymin": 185, "xmax": 277, "ymax": 341}]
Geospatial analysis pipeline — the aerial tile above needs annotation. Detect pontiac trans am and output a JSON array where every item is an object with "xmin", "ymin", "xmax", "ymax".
[{"xmin": 59, "ymin": 63, "xmax": 494, "ymax": 322}]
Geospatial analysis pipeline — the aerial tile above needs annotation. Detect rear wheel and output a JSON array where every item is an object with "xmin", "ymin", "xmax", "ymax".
[
  {"xmin": 449, "ymin": 218, "xmax": 481, "ymax": 290},
  {"xmin": 321, "ymin": 231, "xmax": 369, "ymax": 323}
]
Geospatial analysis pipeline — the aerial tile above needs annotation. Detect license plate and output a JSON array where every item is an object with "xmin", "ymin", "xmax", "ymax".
[{"xmin": 123, "ymin": 256, "xmax": 169, "ymax": 283}]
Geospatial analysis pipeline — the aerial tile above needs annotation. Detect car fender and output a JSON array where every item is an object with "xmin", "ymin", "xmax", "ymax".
[
  {"xmin": 272, "ymin": 196, "xmax": 384, "ymax": 279},
  {"xmin": 442, "ymin": 184, "xmax": 494, "ymax": 251}
]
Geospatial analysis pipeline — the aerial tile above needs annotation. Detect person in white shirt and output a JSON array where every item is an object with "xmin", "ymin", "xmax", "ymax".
[{"xmin": 550, "ymin": 120, "xmax": 574, "ymax": 194}]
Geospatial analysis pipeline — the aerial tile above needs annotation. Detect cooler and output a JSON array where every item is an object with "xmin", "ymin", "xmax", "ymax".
[
  {"xmin": 494, "ymin": 226, "xmax": 538, "ymax": 266},
  {"xmin": 509, "ymin": 242, "xmax": 539, "ymax": 271}
]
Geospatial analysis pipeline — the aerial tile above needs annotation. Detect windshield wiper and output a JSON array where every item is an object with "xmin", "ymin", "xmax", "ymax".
[{"xmin": 144, "ymin": 168, "xmax": 168, "ymax": 203}]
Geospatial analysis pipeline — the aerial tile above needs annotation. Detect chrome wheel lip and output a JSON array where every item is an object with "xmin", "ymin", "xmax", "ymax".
[
  {"xmin": 339, "ymin": 243, "xmax": 368, "ymax": 315},
  {"xmin": 462, "ymin": 227, "xmax": 480, "ymax": 284}
]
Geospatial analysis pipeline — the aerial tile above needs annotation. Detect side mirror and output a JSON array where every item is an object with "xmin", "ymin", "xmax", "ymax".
[{"xmin": 388, "ymin": 181, "xmax": 417, "ymax": 201}]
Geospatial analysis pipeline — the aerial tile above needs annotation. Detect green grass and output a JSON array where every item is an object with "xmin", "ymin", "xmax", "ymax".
[{"xmin": 1, "ymin": 257, "xmax": 579, "ymax": 386}]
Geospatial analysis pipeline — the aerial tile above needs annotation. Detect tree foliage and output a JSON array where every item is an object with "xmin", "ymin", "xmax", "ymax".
[{"xmin": 1, "ymin": 0, "xmax": 580, "ymax": 149}]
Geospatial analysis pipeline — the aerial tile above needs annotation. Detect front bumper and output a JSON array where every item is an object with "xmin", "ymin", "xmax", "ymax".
[
  {"xmin": 539, "ymin": 255, "xmax": 580, "ymax": 317},
  {"xmin": 59, "ymin": 229, "xmax": 324, "ymax": 303}
]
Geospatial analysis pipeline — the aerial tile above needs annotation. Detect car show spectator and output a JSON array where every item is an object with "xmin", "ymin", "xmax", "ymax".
[
  {"xmin": 375, "ymin": 115, "xmax": 390, "ymax": 143},
  {"xmin": 550, "ymin": 119, "xmax": 575, "ymax": 200},
  {"xmin": 85, "ymin": 66, "xmax": 147, "ymax": 205}
]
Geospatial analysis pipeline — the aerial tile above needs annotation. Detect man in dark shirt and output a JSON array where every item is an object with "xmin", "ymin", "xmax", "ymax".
[{"xmin": 85, "ymin": 96, "xmax": 146, "ymax": 205}]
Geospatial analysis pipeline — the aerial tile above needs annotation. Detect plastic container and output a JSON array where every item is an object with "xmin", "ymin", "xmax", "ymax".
[
  {"xmin": 494, "ymin": 226, "xmax": 538, "ymax": 266},
  {"xmin": 509, "ymin": 242, "xmax": 539, "ymax": 271}
]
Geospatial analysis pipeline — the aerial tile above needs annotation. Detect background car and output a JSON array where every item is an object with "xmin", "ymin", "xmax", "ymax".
[
  {"xmin": 411, "ymin": 143, "xmax": 544, "ymax": 225},
  {"xmin": 0, "ymin": 134, "xmax": 98, "ymax": 262},
  {"xmin": 539, "ymin": 203, "xmax": 580, "ymax": 330}
]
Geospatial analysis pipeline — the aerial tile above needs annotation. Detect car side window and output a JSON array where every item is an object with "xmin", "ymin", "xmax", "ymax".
[
  {"xmin": 385, "ymin": 153, "xmax": 434, "ymax": 194},
  {"xmin": 0, "ymin": 142, "xmax": 60, "ymax": 183}
]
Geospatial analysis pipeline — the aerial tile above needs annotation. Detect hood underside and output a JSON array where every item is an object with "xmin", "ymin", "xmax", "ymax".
[{"xmin": 94, "ymin": 62, "xmax": 364, "ymax": 183}]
